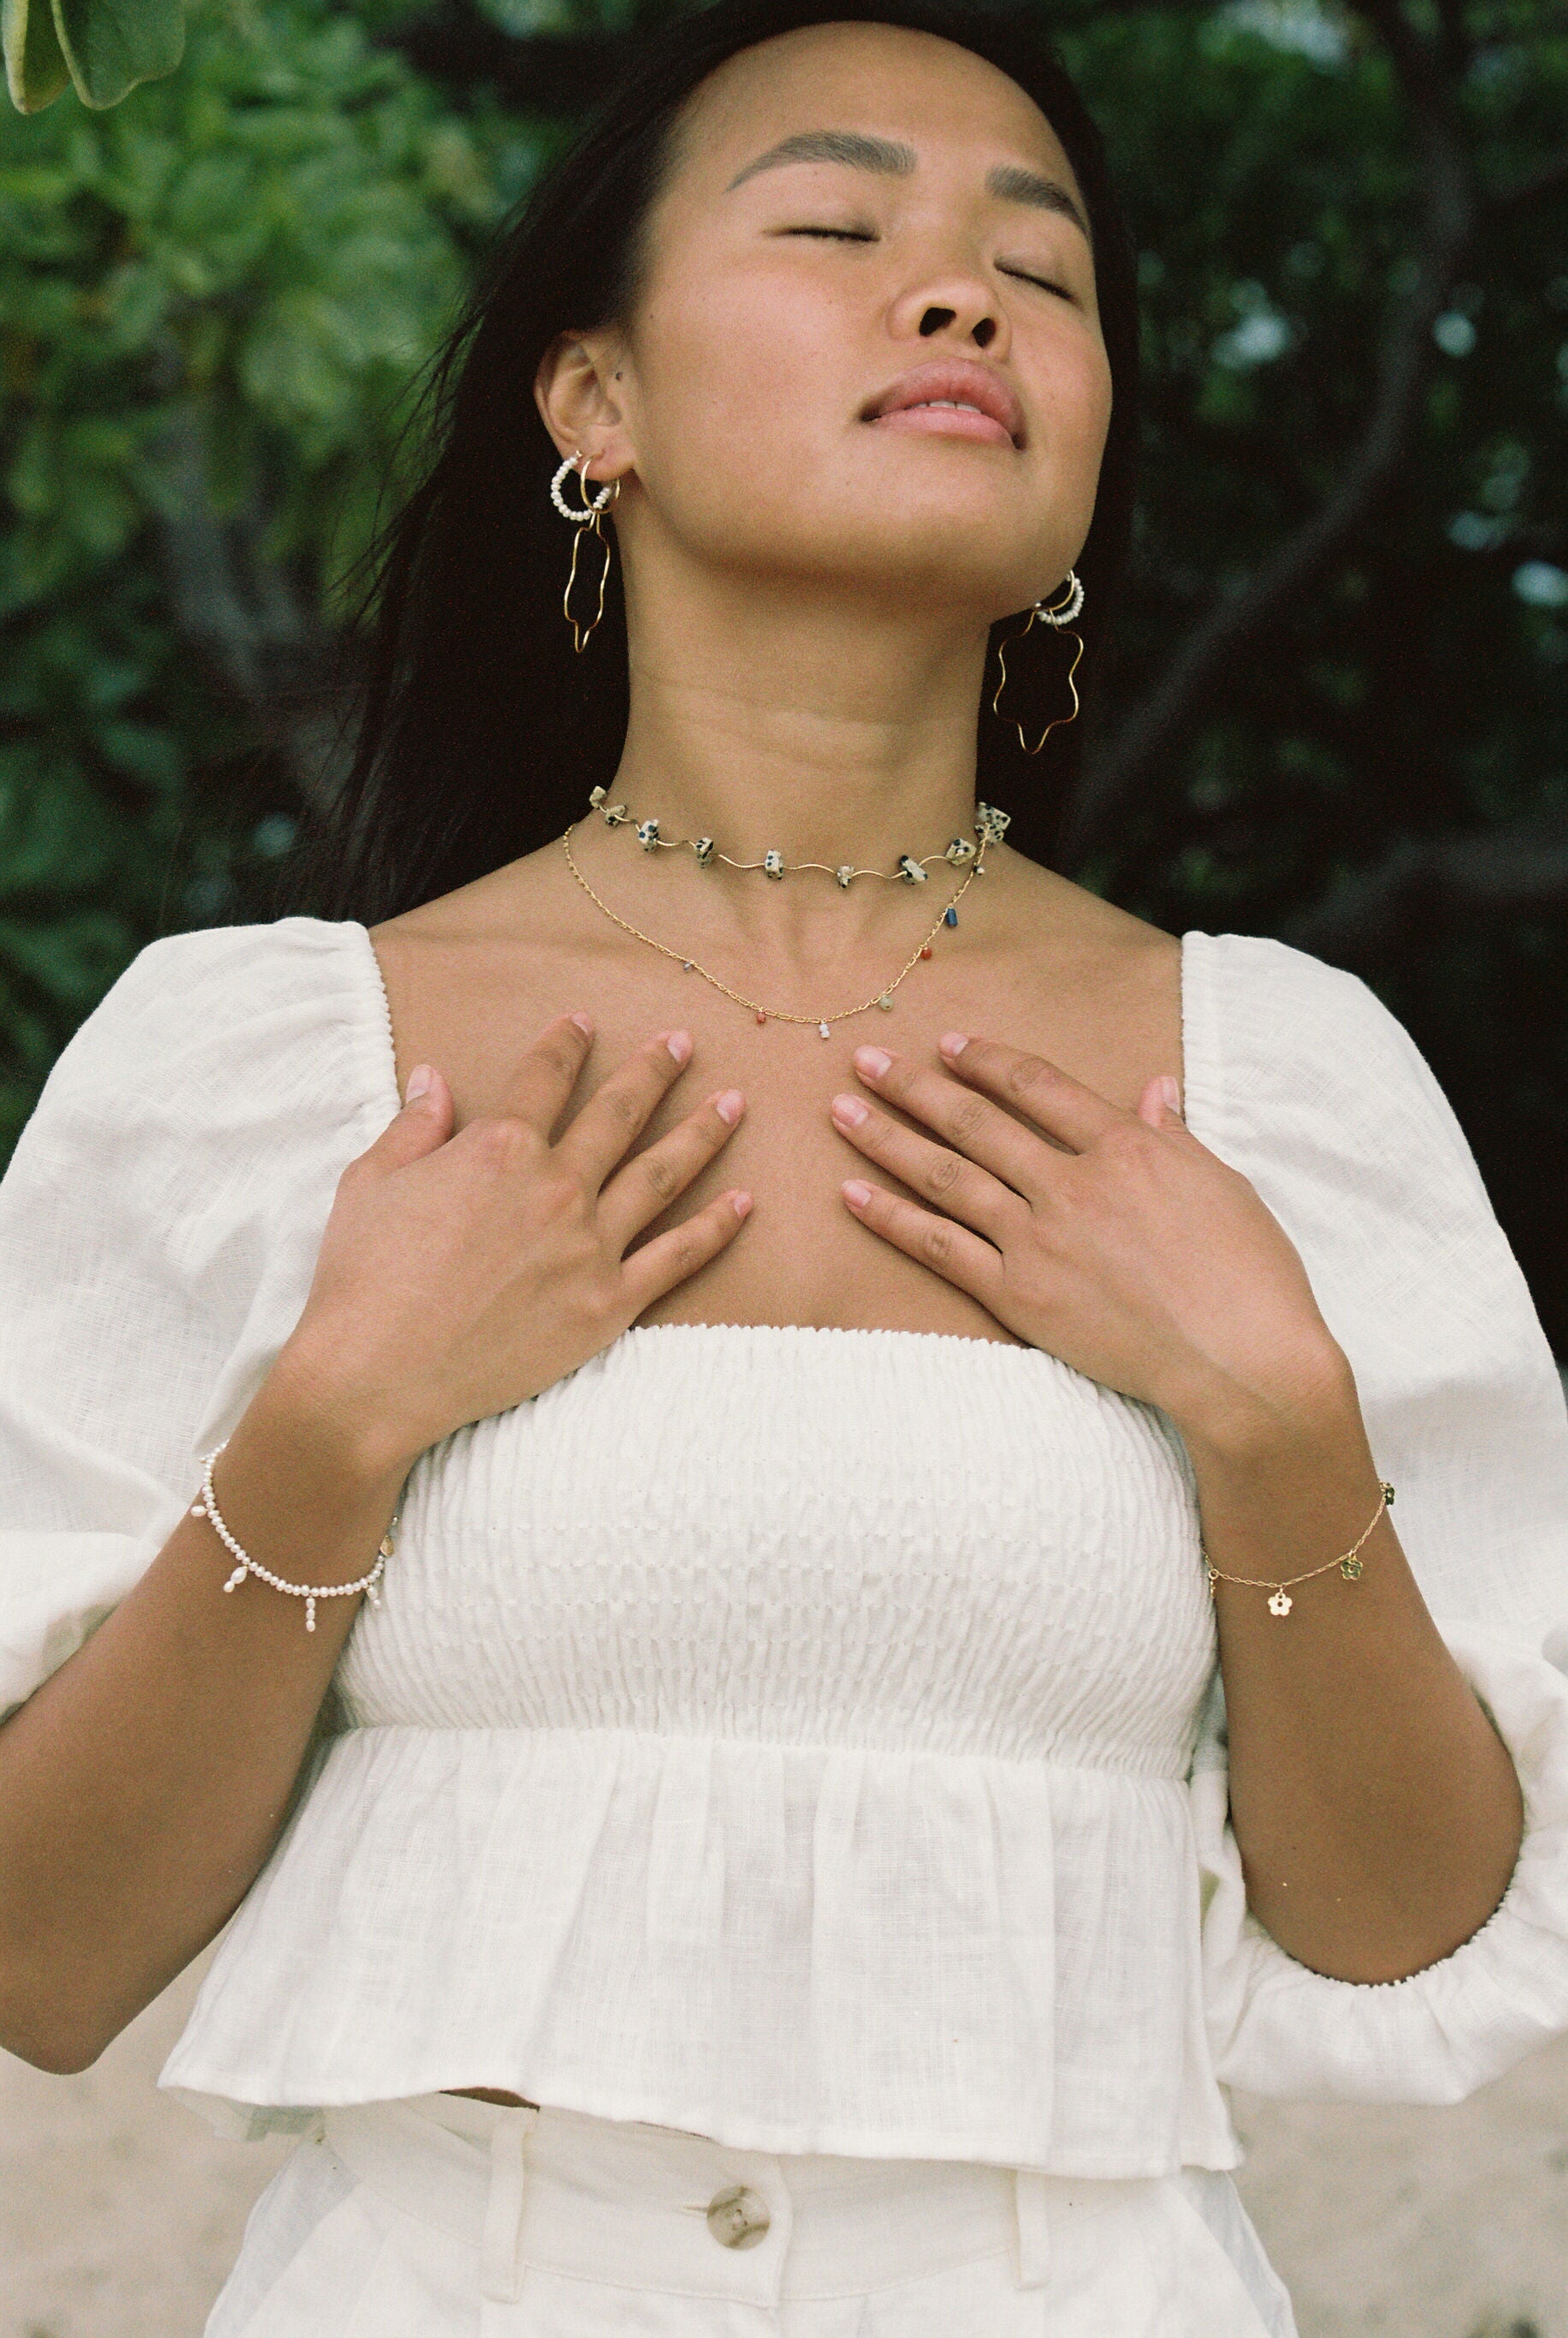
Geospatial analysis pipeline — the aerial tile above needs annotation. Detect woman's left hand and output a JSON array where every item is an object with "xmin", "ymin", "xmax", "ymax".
[{"xmin": 832, "ymin": 1033, "xmax": 1346, "ymax": 1446}]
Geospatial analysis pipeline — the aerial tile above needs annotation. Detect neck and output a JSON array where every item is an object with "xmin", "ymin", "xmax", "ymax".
[{"xmin": 611, "ymin": 564, "xmax": 991, "ymax": 874}]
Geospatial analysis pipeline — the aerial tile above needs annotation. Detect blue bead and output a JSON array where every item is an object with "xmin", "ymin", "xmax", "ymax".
[{"xmin": 943, "ymin": 906, "xmax": 959, "ymax": 927}]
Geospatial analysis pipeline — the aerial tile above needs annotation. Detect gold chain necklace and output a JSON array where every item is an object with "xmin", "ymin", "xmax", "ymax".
[{"xmin": 560, "ymin": 819, "xmax": 990, "ymax": 1036}]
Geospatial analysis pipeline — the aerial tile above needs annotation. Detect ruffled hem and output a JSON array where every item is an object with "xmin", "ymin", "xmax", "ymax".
[{"xmin": 159, "ymin": 1723, "xmax": 1239, "ymax": 2176}]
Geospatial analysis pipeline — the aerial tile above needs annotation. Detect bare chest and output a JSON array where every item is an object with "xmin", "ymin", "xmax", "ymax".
[{"xmin": 371, "ymin": 898, "xmax": 1182, "ymax": 1341}]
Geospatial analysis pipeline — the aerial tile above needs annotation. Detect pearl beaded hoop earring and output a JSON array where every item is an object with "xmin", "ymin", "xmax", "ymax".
[{"xmin": 550, "ymin": 451, "xmax": 613, "ymax": 522}]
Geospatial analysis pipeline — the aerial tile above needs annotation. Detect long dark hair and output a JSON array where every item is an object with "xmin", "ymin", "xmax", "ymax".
[{"xmin": 308, "ymin": 0, "xmax": 1140, "ymax": 923}]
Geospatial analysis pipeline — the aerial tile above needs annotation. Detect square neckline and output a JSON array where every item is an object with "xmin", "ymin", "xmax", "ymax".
[{"xmin": 345, "ymin": 916, "xmax": 1199, "ymax": 1358}]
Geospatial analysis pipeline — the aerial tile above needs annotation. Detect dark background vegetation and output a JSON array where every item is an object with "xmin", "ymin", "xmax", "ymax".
[{"xmin": 0, "ymin": 0, "xmax": 1563, "ymax": 1340}]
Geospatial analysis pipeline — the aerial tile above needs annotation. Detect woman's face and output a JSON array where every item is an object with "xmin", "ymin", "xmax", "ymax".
[{"xmin": 564, "ymin": 21, "xmax": 1114, "ymax": 625}]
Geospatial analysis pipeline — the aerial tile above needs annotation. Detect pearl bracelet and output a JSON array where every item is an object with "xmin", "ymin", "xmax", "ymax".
[{"xmin": 191, "ymin": 1444, "xmax": 397, "ymax": 1633}]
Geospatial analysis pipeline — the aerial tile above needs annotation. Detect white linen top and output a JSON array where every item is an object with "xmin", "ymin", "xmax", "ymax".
[{"xmin": 2, "ymin": 919, "xmax": 1567, "ymax": 2173}]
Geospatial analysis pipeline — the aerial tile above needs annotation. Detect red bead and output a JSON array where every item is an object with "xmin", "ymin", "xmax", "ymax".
[
  {"xmin": 755, "ymin": 1009, "xmax": 767, "ymax": 1024},
  {"xmin": 919, "ymin": 944, "xmax": 932, "ymax": 961}
]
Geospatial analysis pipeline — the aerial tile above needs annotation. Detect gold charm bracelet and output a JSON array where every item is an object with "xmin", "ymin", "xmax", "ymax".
[{"xmin": 1203, "ymin": 1482, "xmax": 1395, "ymax": 1618}]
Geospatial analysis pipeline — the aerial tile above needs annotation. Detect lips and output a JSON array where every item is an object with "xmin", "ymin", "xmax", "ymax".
[{"xmin": 862, "ymin": 360, "xmax": 1025, "ymax": 447}]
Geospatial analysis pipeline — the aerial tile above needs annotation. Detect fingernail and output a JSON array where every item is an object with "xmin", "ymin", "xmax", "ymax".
[
  {"xmin": 842, "ymin": 1178, "xmax": 873, "ymax": 1207},
  {"xmin": 665, "ymin": 1029, "xmax": 692, "ymax": 1065},
  {"xmin": 715, "ymin": 1088, "xmax": 745, "ymax": 1125},
  {"xmin": 939, "ymin": 1032, "xmax": 968, "ymax": 1058},
  {"xmin": 570, "ymin": 1010, "xmax": 593, "ymax": 1038},
  {"xmin": 732, "ymin": 1190, "xmax": 754, "ymax": 1220},
  {"xmin": 853, "ymin": 1046, "xmax": 891, "ymax": 1079},
  {"xmin": 404, "ymin": 1064, "xmax": 434, "ymax": 1103},
  {"xmin": 832, "ymin": 1093, "xmax": 868, "ymax": 1128},
  {"xmin": 1158, "ymin": 1075, "xmax": 1182, "ymax": 1113}
]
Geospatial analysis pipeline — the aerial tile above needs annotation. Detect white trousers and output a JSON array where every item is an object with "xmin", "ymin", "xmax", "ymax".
[{"xmin": 206, "ymin": 2093, "xmax": 1297, "ymax": 2337}]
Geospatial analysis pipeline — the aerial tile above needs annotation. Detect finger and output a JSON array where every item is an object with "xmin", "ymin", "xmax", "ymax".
[
  {"xmin": 601, "ymin": 1088, "xmax": 746, "ymax": 1248},
  {"xmin": 557, "ymin": 1028, "xmax": 697, "ymax": 1189},
  {"xmin": 937, "ymin": 1033, "xmax": 1123, "ymax": 1153},
  {"xmin": 622, "ymin": 1189, "xmax": 753, "ymax": 1310},
  {"xmin": 496, "ymin": 1010, "xmax": 596, "ymax": 1136},
  {"xmin": 848, "ymin": 1046, "xmax": 1046, "ymax": 1196},
  {"xmin": 355, "ymin": 1064, "xmax": 455, "ymax": 1176},
  {"xmin": 830, "ymin": 1092, "xmax": 1020, "ymax": 1243},
  {"xmin": 1136, "ymin": 1073, "xmax": 1184, "ymax": 1130},
  {"xmin": 840, "ymin": 1178, "xmax": 1004, "ymax": 1305}
]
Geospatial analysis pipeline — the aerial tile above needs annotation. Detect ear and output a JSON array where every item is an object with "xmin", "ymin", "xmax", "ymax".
[{"xmin": 535, "ymin": 332, "xmax": 633, "ymax": 480}]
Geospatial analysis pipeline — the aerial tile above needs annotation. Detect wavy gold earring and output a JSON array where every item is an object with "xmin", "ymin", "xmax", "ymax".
[
  {"xmin": 552, "ymin": 453, "xmax": 619, "ymax": 653},
  {"xmin": 990, "ymin": 571, "xmax": 1086, "ymax": 755}
]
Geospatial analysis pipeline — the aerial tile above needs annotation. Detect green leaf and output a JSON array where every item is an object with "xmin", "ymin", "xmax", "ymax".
[
  {"xmin": 49, "ymin": 0, "xmax": 184, "ymax": 111},
  {"xmin": 3, "ymin": 0, "xmax": 72, "ymax": 114}
]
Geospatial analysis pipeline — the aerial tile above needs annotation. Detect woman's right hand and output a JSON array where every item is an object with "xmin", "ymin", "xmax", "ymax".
[{"xmin": 272, "ymin": 1012, "xmax": 748, "ymax": 1478}]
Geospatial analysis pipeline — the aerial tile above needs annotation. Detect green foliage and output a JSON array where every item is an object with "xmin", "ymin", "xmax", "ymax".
[
  {"xmin": 3, "ymin": 0, "xmax": 185, "ymax": 113},
  {"xmin": 0, "ymin": 0, "xmax": 531, "ymax": 1149}
]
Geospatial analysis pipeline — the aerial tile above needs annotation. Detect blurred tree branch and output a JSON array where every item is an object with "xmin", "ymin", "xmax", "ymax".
[
  {"xmin": 1284, "ymin": 812, "xmax": 1568, "ymax": 962},
  {"xmin": 1057, "ymin": 0, "xmax": 1485, "ymax": 866},
  {"xmin": 148, "ymin": 408, "xmax": 349, "ymax": 819}
]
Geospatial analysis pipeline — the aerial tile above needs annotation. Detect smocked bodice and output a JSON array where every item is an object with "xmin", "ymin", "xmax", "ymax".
[{"xmin": 341, "ymin": 1323, "xmax": 1214, "ymax": 1773}]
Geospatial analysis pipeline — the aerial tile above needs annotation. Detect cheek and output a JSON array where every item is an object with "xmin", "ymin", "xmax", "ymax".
[
  {"xmin": 1037, "ymin": 325, "xmax": 1114, "ymax": 493},
  {"xmin": 631, "ymin": 268, "xmax": 860, "ymax": 519}
]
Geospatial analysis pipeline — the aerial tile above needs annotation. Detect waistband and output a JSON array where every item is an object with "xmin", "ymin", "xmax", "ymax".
[{"xmin": 321, "ymin": 2092, "xmax": 1096, "ymax": 2306}]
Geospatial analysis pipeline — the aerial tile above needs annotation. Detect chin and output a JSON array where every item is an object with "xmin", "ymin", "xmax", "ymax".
[{"xmin": 721, "ymin": 492, "xmax": 1062, "ymax": 610}]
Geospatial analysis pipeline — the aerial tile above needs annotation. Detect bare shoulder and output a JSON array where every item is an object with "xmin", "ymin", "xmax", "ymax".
[
  {"xmin": 367, "ymin": 844, "xmax": 592, "ymax": 1107},
  {"xmin": 991, "ymin": 856, "xmax": 1182, "ymax": 1108}
]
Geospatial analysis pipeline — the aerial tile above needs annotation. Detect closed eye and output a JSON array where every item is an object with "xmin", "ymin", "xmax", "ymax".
[
  {"xmin": 778, "ymin": 225, "xmax": 878, "ymax": 243},
  {"xmin": 999, "ymin": 266, "xmax": 1076, "ymax": 302}
]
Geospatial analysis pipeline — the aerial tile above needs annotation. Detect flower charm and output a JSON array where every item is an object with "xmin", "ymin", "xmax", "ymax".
[
  {"xmin": 1339, "ymin": 1556, "xmax": 1364, "ymax": 1580},
  {"xmin": 1267, "ymin": 1588, "xmax": 1293, "ymax": 1617}
]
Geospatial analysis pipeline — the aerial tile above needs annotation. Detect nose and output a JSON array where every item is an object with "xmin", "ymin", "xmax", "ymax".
[{"xmin": 890, "ymin": 268, "xmax": 1008, "ymax": 357}]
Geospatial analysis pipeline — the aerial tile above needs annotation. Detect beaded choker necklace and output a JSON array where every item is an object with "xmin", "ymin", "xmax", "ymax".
[
  {"xmin": 561, "ymin": 794, "xmax": 1010, "ymax": 1038},
  {"xmin": 586, "ymin": 785, "xmax": 1008, "ymax": 889}
]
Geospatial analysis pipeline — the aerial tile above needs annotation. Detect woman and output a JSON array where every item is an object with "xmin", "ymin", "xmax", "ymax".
[{"xmin": 1, "ymin": 2, "xmax": 1565, "ymax": 2330}]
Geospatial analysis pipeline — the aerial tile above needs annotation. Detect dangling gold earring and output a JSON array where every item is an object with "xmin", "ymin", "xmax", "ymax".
[
  {"xmin": 990, "ymin": 570, "xmax": 1086, "ymax": 754},
  {"xmin": 551, "ymin": 453, "xmax": 619, "ymax": 652}
]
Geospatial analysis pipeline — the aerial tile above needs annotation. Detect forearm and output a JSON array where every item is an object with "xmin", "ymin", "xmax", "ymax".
[
  {"xmin": 0, "ymin": 1359, "xmax": 407, "ymax": 2071},
  {"xmin": 1187, "ymin": 1346, "xmax": 1524, "ymax": 1985}
]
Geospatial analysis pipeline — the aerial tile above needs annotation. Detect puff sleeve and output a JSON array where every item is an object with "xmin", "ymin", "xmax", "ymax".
[
  {"xmin": 0, "ymin": 919, "xmax": 397, "ymax": 1724},
  {"xmin": 1181, "ymin": 931, "xmax": 1568, "ymax": 2102}
]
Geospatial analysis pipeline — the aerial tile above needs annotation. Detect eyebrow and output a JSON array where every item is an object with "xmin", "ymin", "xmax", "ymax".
[
  {"xmin": 984, "ymin": 163, "xmax": 1092, "ymax": 246},
  {"xmin": 725, "ymin": 132, "xmax": 1092, "ymax": 248},
  {"xmin": 726, "ymin": 131, "xmax": 916, "ymax": 189}
]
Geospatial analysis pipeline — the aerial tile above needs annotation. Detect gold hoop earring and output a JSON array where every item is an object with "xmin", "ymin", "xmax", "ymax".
[
  {"xmin": 990, "ymin": 571, "xmax": 1086, "ymax": 755},
  {"xmin": 552, "ymin": 453, "xmax": 619, "ymax": 653}
]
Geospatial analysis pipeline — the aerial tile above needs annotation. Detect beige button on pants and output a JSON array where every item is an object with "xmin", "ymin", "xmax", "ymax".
[{"xmin": 204, "ymin": 2093, "xmax": 1296, "ymax": 2336}]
